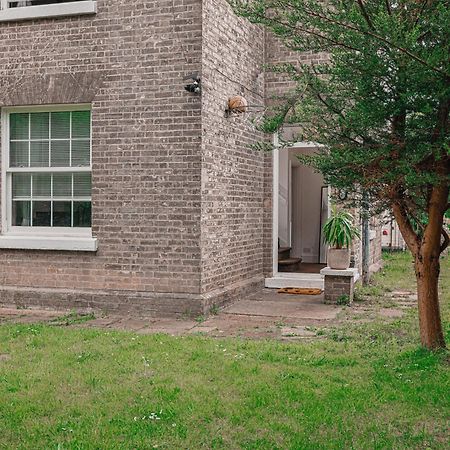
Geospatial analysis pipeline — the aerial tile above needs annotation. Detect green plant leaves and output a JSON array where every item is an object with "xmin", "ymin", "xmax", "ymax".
[{"xmin": 323, "ymin": 209, "xmax": 360, "ymax": 248}]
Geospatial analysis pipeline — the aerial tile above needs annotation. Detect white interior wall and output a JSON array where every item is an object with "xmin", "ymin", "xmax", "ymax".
[
  {"xmin": 278, "ymin": 150, "xmax": 290, "ymax": 247},
  {"xmin": 289, "ymin": 148, "xmax": 325, "ymax": 263}
]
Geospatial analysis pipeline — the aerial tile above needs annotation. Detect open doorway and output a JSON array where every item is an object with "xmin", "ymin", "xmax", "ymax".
[{"xmin": 276, "ymin": 146, "xmax": 329, "ymax": 274}]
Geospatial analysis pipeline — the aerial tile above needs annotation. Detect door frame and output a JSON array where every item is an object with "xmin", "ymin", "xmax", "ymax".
[{"xmin": 271, "ymin": 136, "xmax": 327, "ymax": 278}]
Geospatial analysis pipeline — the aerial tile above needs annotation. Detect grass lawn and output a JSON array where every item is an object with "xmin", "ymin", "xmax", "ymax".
[{"xmin": 0, "ymin": 252, "xmax": 449, "ymax": 449}]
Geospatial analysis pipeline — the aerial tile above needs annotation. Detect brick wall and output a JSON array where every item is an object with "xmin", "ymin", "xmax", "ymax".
[
  {"xmin": 0, "ymin": 2, "xmax": 383, "ymax": 315},
  {"xmin": 0, "ymin": 0, "xmax": 204, "ymax": 313},
  {"xmin": 200, "ymin": 0, "xmax": 266, "ymax": 296}
]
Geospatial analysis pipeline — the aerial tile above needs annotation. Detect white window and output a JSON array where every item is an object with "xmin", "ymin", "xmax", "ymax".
[
  {"xmin": 0, "ymin": 105, "xmax": 97, "ymax": 251},
  {"xmin": 0, "ymin": 0, "xmax": 96, "ymax": 22}
]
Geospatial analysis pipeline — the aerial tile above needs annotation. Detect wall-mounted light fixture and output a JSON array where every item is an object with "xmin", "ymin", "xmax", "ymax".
[{"xmin": 184, "ymin": 72, "xmax": 201, "ymax": 94}]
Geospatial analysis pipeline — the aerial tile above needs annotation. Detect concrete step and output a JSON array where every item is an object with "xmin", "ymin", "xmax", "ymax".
[
  {"xmin": 265, "ymin": 275, "xmax": 324, "ymax": 290},
  {"xmin": 278, "ymin": 247, "xmax": 291, "ymax": 259},
  {"xmin": 278, "ymin": 257, "xmax": 302, "ymax": 272}
]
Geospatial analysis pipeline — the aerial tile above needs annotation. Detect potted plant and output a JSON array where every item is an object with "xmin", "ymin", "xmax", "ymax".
[{"xmin": 323, "ymin": 208, "xmax": 360, "ymax": 270}]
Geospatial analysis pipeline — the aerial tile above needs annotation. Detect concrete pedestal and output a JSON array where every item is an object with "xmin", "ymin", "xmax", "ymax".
[{"xmin": 320, "ymin": 267, "xmax": 359, "ymax": 305}]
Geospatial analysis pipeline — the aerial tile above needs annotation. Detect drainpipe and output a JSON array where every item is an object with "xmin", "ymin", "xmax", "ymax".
[{"xmin": 361, "ymin": 194, "xmax": 370, "ymax": 285}]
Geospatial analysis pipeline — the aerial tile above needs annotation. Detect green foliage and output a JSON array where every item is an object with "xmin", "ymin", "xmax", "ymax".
[
  {"xmin": 336, "ymin": 294, "xmax": 351, "ymax": 306},
  {"xmin": 323, "ymin": 208, "xmax": 360, "ymax": 248},
  {"xmin": 229, "ymin": 0, "xmax": 450, "ymax": 227},
  {"xmin": 50, "ymin": 311, "xmax": 96, "ymax": 326}
]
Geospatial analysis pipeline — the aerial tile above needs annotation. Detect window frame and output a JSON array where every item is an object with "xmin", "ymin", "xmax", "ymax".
[
  {"xmin": 0, "ymin": 0, "xmax": 96, "ymax": 22},
  {"xmin": 1, "ymin": 104, "xmax": 97, "ymax": 251}
]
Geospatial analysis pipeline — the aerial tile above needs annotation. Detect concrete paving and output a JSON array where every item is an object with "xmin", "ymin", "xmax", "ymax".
[
  {"xmin": 0, "ymin": 286, "xmax": 413, "ymax": 340},
  {"xmin": 0, "ymin": 289, "xmax": 339, "ymax": 340}
]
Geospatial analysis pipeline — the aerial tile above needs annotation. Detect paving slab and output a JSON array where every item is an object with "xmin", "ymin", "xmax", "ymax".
[
  {"xmin": 0, "ymin": 307, "xmax": 65, "ymax": 323},
  {"xmin": 136, "ymin": 319, "xmax": 196, "ymax": 336},
  {"xmin": 388, "ymin": 291, "xmax": 417, "ymax": 300},
  {"xmin": 80, "ymin": 317, "xmax": 122, "ymax": 328},
  {"xmin": 0, "ymin": 307, "xmax": 63, "ymax": 317},
  {"xmin": 0, "ymin": 289, "xmax": 340, "ymax": 338},
  {"xmin": 224, "ymin": 299, "xmax": 340, "ymax": 320},
  {"xmin": 379, "ymin": 308, "xmax": 404, "ymax": 318},
  {"xmin": 280, "ymin": 326, "xmax": 317, "ymax": 338}
]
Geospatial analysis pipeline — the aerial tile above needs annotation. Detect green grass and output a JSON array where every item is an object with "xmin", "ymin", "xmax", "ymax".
[{"xmin": 0, "ymin": 253, "xmax": 449, "ymax": 449}]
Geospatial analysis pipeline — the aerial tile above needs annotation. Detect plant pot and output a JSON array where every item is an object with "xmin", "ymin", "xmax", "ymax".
[{"xmin": 327, "ymin": 248, "xmax": 351, "ymax": 270}]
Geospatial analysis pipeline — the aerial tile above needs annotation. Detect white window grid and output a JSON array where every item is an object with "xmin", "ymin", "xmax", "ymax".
[
  {"xmin": 12, "ymin": 173, "xmax": 91, "ymax": 227},
  {"xmin": 2, "ymin": 104, "xmax": 92, "ymax": 236}
]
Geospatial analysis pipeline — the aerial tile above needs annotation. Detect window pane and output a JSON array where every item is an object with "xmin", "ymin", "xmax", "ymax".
[
  {"xmin": 73, "ymin": 201, "xmax": 91, "ymax": 227},
  {"xmin": 10, "ymin": 113, "xmax": 29, "ymax": 140},
  {"xmin": 73, "ymin": 173, "xmax": 91, "ymax": 197},
  {"xmin": 10, "ymin": 141, "xmax": 29, "ymax": 167},
  {"xmin": 32, "ymin": 173, "xmax": 51, "ymax": 198},
  {"xmin": 50, "ymin": 140, "xmax": 70, "ymax": 167},
  {"xmin": 71, "ymin": 140, "xmax": 90, "ymax": 166},
  {"xmin": 50, "ymin": 112, "xmax": 70, "ymax": 139},
  {"xmin": 53, "ymin": 201, "xmax": 72, "ymax": 227},
  {"xmin": 8, "ymin": 108, "xmax": 92, "ymax": 230},
  {"xmin": 52, "ymin": 173, "xmax": 72, "ymax": 198},
  {"xmin": 12, "ymin": 173, "xmax": 31, "ymax": 198},
  {"xmin": 12, "ymin": 201, "xmax": 31, "ymax": 227},
  {"xmin": 30, "ymin": 112, "xmax": 49, "ymax": 140},
  {"xmin": 30, "ymin": 141, "xmax": 49, "ymax": 167},
  {"xmin": 32, "ymin": 201, "xmax": 51, "ymax": 227},
  {"xmin": 72, "ymin": 111, "xmax": 91, "ymax": 138}
]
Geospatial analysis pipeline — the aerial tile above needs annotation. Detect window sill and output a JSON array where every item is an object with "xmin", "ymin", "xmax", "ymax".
[
  {"xmin": 0, "ymin": 235, "xmax": 97, "ymax": 252},
  {"xmin": 0, "ymin": 1, "xmax": 96, "ymax": 23}
]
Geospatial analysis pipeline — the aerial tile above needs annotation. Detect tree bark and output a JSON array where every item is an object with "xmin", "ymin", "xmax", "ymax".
[
  {"xmin": 391, "ymin": 182, "xmax": 448, "ymax": 350},
  {"xmin": 415, "ymin": 253, "xmax": 446, "ymax": 349}
]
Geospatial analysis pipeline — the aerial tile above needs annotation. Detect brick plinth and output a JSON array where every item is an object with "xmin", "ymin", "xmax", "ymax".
[{"xmin": 320, "ymin": 268, "xmax": 357, "ymax": 304}]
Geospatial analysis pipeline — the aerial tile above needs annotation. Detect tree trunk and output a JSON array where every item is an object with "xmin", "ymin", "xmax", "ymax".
[
  {"xmin": 391, "ymin": 182, "xmax": 448, "ymax": 350},
  {"xmin": 415, "ymin": 253, "xmax": 446, "ymax": 350}
]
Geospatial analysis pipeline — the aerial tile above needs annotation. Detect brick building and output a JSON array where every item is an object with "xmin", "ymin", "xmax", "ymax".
[{"xmin": 0, "ymin": 0, "xmax": 381, "ymax": 316}]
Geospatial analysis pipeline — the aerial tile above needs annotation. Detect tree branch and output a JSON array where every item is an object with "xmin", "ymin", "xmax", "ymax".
[
  {"xmin": 264, "ymin": 15, "xmax": 360, "ymax": 53},
  {"xmin": 357, "ymin": 0, "xmax": 375, "ymax": 30},
  {"xmin": 301, "ymin": 7, "xmax": 450, "ymax": 79},
  {"xmin": 422, "ymin": 181, "xmax": 450, "ymax": 257},
  {"xmin": 440, "ymin": 227, "xmax": 449, "ymax": 254},
  {"xmin": 391, "ymin": 194, "xmax": 421, "ymax": 254},
  {"xmin": 384, "ymin": 0, "xmax": 392, "ymax": 16},
  {"xmin": 414, "ymin": 0, "xmax": 430, "ymax": 28}
]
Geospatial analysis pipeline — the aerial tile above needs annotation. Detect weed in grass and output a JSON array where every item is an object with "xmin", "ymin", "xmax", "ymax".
[
  {"xmin": 337, "ymin": 295, "xmax": 351, "ymax": 306},
  {"xmin": 50, "ymin": 311, "xmax": 96, "ymax": 326},
  {"xmin": 210, "ymin": 305, "xmax": 220, "ymax": 315},
  {"xmin": 355, "ymin": 284, "xmax": 385, "ymax": 300}
]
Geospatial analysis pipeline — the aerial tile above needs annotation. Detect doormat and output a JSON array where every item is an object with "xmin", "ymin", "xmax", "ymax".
[{"xmin": 278, "ymin": 288, "xmax": 323, "ymax": 295}]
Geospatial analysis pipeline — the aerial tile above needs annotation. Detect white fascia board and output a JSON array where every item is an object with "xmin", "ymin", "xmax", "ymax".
[
  {"xmin": 0, "ymin": 1, "xmax": 96, "ymax": 23},
  {"xmin": 0, "ymin": 235, "xmax": 98, "ymax": 252}
]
